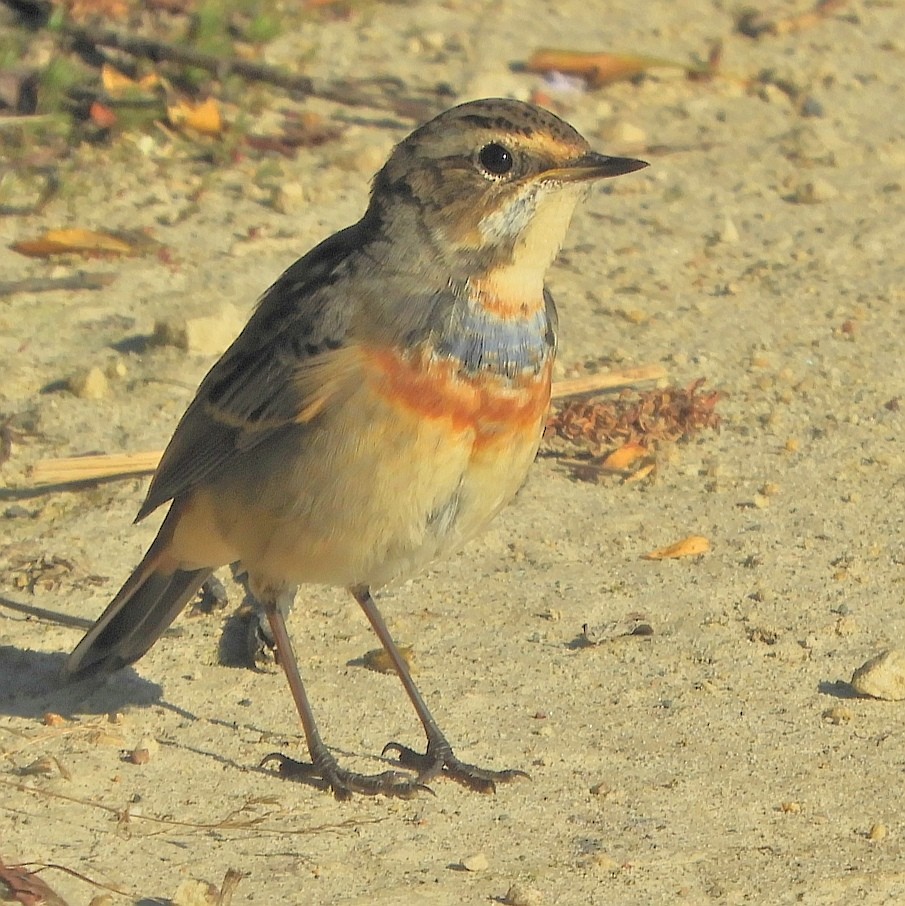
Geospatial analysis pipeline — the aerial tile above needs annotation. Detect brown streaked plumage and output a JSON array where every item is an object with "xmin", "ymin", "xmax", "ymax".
[{"xmin": 65, "ymin": 98, "xmax": 647, "ymax": 799}]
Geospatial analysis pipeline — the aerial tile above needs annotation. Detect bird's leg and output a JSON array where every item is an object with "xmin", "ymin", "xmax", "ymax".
[
  {"xmin": 350, "ymin": 585, "xmax": 528, "ymax": 793},
  {"xmin": 259, "ymin": 589, "xmax": 430, "ymax": 799}
]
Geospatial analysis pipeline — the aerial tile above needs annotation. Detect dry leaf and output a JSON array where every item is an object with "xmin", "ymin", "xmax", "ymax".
[
  {"xmin": 624, "ymin": 462, "xmax": 656, "ymax": 483},
  {"xmin": 361, "ymin": 646, "xmax": 414, "ymax": 674},
  {"xmin": 89, "ymin": 101, "xmax": 117, "ymax": 128},
  {"xmin": 101, "ymin": 64, "xmax": 136, "ymax": 95},
  {"xmin": 526, "ymin": 48, "xmax": 709, "ymax": 87},
  {"xmin": 101, "ymin": 65, "xmax": 160, "ymax": 96},
  {"xmin": 643, "ymin": 535, "xmax": 711, "ymax": 560},
  {"xmin": 601, "ymin": 442, "xmax": 647, "ymax": 471},
  {"xmin": 0, "ymin": 856, "xmax": 69, "ymax": 906},
  {"xmin": 168, "ymin": 97, "xmax": 223, "ymax": 137},
  {"xmin": 12, "ymin": 229, "xmax": 136, "ymax": 258}
]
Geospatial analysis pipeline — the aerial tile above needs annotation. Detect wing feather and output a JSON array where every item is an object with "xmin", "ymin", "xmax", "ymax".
[{"xmin": 136, "ymin": 221, "xmax": 369, "ymax": 521}]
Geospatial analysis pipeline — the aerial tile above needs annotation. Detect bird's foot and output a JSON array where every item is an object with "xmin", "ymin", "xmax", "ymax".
[
  {"xmin": 260, "ymin": 751, "xmax": 433, "ymax": 801},
  {"xmin": 381, "ymin": 739, "xmax": 529, "ymax": 794}
]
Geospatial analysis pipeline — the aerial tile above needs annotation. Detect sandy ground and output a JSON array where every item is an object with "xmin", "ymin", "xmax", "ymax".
[{"xmin": 2, "ymin": 1, "xmax": 904, "ymax": 903}]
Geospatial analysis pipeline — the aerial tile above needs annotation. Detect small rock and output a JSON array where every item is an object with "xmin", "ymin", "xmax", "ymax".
[
  {"xmin": 461, "ymin": 852, "xmax": 489, "ymax": 872},
  {"xmin": 851, "ymin": 649, "xmax": 905, "ymax": 700},
  {"xmin": 67, "ymin": 365, "xmax": 109, "ymax": 399},
  {"xmin": 822, "ymin": 705, "xmax": 853, "ymax": 724},
  {"xmin": 171, "ymin": 879, "xmax": 219, "ymax": 906},
  {"xmin": 154, "ymin": 304, "xmax": 246, "ymax": 356},
  {"xmin": 504, "ymin": 882, "xmax": 543, "ymax": 905},
  {"xmin": 105, "ymin": 358, "xmax": 128, "ymax": 379},
  {"xmin": 128, "ymin": 735, "xmax": 159, "ymax": 765},
  {"xmin": 791, "ymin": 178, "xmax": 838, "ymax": 204},
  {"xmin": 868, "ymin": 823, "xmax": 888, "ymax": 842},
  {"xmin": 272, "ymin": 180, "xmax": 306, "ymax": 214},
  {"xmin": 718, "ymin": 216, "xmax": 740, "ymax": 244}
]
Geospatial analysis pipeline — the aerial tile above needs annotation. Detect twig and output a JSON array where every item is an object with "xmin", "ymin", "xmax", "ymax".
[
  {"xmin": 0, "ymin": 273, "xmax": 115, "ymax": 297},
  {"xmin": 551, "ymin": 363, "xmax": 665, "ymax": 399},
  {"xmin": 30, "ymin": 451, "xmax": 160, "ymax": 484},
  {"xmin": 60, "ymin": 22, "xmax": 449, "ymax": 119}
]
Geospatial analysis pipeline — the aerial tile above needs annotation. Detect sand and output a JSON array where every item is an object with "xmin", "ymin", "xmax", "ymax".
[{"xmin": 2, "ymin": 1, "xmax": 904, "ymax": 903}]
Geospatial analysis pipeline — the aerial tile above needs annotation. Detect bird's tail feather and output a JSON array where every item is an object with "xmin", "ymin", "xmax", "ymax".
[{"xmin": 65, "ymin": 532, "xmax": 212, "ymax": 680}]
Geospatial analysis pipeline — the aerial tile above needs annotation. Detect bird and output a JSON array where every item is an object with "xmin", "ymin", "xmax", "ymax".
[{"xmin": 65, "ymin": 98, "xmax": 648, "ymax": 799}]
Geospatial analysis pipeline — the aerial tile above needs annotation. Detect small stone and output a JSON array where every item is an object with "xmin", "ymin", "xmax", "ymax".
[
  {"xmin": 128, "ymin": 736, "xmax": 159, "ymax": 765},
  {"xmin": 867, "ymin": 823, "xmax": 888, "ymax": 842},
  {"xmin": 718, "ymin": 216, "xmax": 740, "ymax": 244},
  {"xmin": 154, "ymin": 304, "xmax": 246, "ymax": 356},
  {"xmin": 822, "ymin": 705, "xmax": 853, "ymax": 724},
  {"xmin": 67, "ymin": 365, "xmax": 109, "ymax": 399},
  {"xmin": 461, "ymin": 852, "xmax": 489, "ymax": 872},
  {"xmin": 851, "ymin": 649, "xmax": 905, "ymax": 700},
  {"xmin": 272, "ymin": 180, "xmax": 306, "ymax": 214},
  {"xmin": 791, "ymin": 178, "xmax": 838, "ymax": 204},
  {"xmin": 105, "ymin": 359, "xmax": 128, "ymax": 379},
  {"xmin": 171, "ymin": 879, "xmax": 219, "ymax": 906},
  {"xmin": 504, "ymin": 882, "xmax": 543, "ymax": 905}
]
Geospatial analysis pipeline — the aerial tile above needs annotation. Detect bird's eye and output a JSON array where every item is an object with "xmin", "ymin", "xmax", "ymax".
[{"xmin": 478, "ymin": 142, "xmax": 514, "ymax": 177}]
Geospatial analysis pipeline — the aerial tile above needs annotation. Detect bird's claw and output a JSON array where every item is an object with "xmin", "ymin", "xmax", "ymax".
[
  {"xmin": 260, "ymin": 751, "xmax": 434, "ymax": 800},
  {"xmin": 381, "ymin": 740, "xmax": 529, "ymax": 794}
]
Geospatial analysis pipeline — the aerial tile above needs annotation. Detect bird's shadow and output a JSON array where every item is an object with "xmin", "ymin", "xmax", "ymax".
[{"xmin": 0, "ymin": 645, "xmax": 163, "ymax": 720}]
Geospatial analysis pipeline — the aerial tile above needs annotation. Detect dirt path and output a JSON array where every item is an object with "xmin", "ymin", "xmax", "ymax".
[{"xmin": 2, "ymin": 1, "xmax": 904, "ymax": 903}]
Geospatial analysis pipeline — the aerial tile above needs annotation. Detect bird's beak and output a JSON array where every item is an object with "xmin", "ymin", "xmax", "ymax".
[{"xmin": 544, "ymin": 152, "xmax": 649, "ymax": 183}]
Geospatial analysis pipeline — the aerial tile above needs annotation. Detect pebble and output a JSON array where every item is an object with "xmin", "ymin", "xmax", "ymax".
[
  {"xmin": 171, "ymin": 879, "xmax": 219, "ymax": 906},
  {"xmin": 822, "ymin": 705, "xmax": 853, "ymax": 724},
  {"xmin": 272, "ymin": 180, "xmax": 306, "ymax": 214},
  {"xmin": 128, "ymin": 735, "xmax": 159, "ymax": 765},
  {"xmin": 67, "ymin": 365, "xmax": 109, "ymax": 399},
  {"xmin": 461, "ymin": 852, "xmax": 489, "ymax": 872},
  {"xmin": 868, "ymin": 823, "xmax": 888, "ymax": 842},
  {"xmin": 791, "ymin": 178, "xmax": 838, "ymax": 204},
  {"xmin": 718, "ymin": 216, "xmax": 740, "ymax": 244},
  {"xmin": 154, "ymin": 304, "xmax": 246, "ymax": 356},
  {"xmin": 851, "ymin": 649, "xmax": 905, "ymax": 700}
]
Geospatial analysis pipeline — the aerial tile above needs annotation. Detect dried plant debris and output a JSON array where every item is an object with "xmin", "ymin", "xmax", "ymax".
[
  {"xmin": 0, "ymin": 856, "xmax": 69, "ymax": 906},
  {"xmin": 525, "ymin": 46, "xmax": 720, "ymax": 87},
  {"xmin": 545, "ymin": 378, "xmax": 723, "ymax": 481},
  {"xmin": 4, "ymin": 554, "xmax": 107, "ymax": 595},
  {"xmin": 736, "ymin": 0, "xmax": 849, "ymax": 38}
]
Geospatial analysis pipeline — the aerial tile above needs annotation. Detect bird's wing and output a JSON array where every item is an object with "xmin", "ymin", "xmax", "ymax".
[{"xmin": 136, "ymin": 222, "xmax": 368, "ymax": 521}]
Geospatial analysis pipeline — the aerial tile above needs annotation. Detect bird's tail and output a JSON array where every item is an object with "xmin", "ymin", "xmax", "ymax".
[{"xmin": 65, "ymin": 518, "xmax": 212, "ymax": 680}]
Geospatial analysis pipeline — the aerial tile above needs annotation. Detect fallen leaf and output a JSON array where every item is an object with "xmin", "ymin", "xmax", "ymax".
[
  {"xmin": 624, "ymin": 462, "xmax": 656, "ymax": 483},
  {"xmin": 643, "ymin": 535, "xmax": 711, "ymax": 560},
  {"xmin": 12, "ymin": 229, "xmax": 136, "ymax": 258},
  {"xmin": 601, "ymin": 442, "xmax": 647, "ymax": 471},
  {"xmin": 168, "ymin": 97, "xmax": 223, "ymax": 137},
  {"xmin": 89, "ymin": 101, "xmax": 117, "ymax": 128},
  {"xmin": 526, "ymin": 48, "xmax": 712, "ymax": 87},
  {"xmin": 361, "ymin": 646, "xmax": 414, "ymax": 674},
  {"xmin": 0, "ymin": 856, "xmax": 69, "ymax": 906}
]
